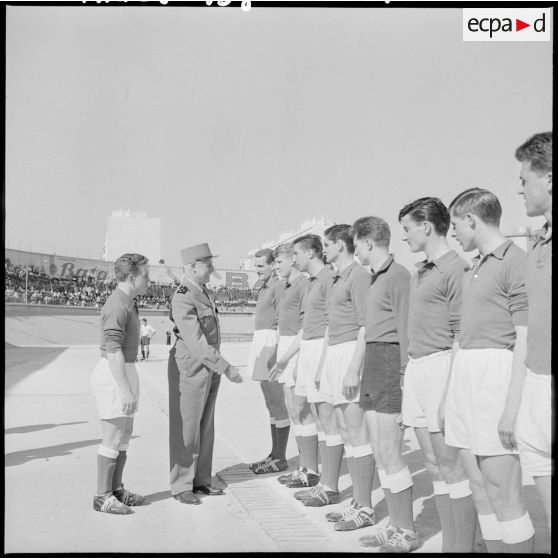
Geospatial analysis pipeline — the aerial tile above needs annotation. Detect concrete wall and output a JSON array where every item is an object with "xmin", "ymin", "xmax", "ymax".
[{"xmin": 5, "ymin": 304, "xmax": 255, "ymax": 347}]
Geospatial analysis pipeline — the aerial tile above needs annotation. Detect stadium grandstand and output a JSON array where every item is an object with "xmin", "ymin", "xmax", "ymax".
[{"xmin": 5, "ymin": 249, "xmax": 259, "ymax": 312}]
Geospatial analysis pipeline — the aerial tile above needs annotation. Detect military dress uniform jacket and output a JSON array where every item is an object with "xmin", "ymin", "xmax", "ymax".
[
  {"xmin": 168, "ymin": 282, "xmax": 230, "ymax": 495},
  {"xmin": 170, "ymin": 283, "xmax": 231, "ymax": 376}
]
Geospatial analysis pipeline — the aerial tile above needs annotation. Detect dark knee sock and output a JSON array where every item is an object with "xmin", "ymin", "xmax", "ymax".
[
  {"xmin": 96, "ymin": 446, "xmax": 118, "ymax": 494},
  {"xmin": 270, "ymin": 423, "xmax": 277, "ymax": 457},
  {"xmin": 344, "ymin": 449, "xmax": 355, "ymax": 494},
  {"xmin": 478, "ymin": 513, "xmax": 503, "ymax": 553},
  {"xmin": 500, "ymin": 513, "xmax": 535, "ymax": 553},
  {"xmin": 433, "ymin": 482, "xmax": 453, "ymax": 552},
  {"xmin": 112, "ymin": 451, "xmax": 128, "ymax": 490},
  {"xmin": 294, "ymin": 433, "xmax": 304, "ymax": 468},
  {"xmin": 387, "ymin": 467, "xmax": 415, "ymax": 532},
  {"xmin": 273, "ymin": 424, "xmax": 290, "ymax": 461},
  {"xmin": 503, "ymin": 537, "xmax": 535, "ymax": 553},
  {"xmin": 378, "ymin": 469, "xmax": 395, "ymax": 518},
  {"xmin": 322, "ymin": 437, "xmax": 344, "ymax": 492},
  {"xmin": 141, "ymin": 348, "xmax": 145, "ymax": 358},
  {"xmin": 351, "ymin": 446, "xmax": 374, "ymax": 509},
  {"xmin": 300, "ymin": 435, "xmax": 319, "ymax": 474},
  {"xmin": 448, "ymin": 481, "xmax": 477, "ymax": 553},
  {"xmin": 318, "ymin": 433, "xmax": 326, "ymax": 471}
]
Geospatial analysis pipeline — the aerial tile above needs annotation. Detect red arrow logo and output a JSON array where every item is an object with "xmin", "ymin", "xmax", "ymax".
[{"xmin": 516, "ymin": 19, "xmax": 530, "ymax": 31}]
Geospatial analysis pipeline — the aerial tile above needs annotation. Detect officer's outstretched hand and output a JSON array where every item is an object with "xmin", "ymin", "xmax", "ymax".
[{"xmin": 224, "ymin": 366, "xmax": 243, "ymax": 383}]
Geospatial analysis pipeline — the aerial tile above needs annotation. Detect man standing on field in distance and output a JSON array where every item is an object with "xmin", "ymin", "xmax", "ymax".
[
  {"xmin": 140, "ymin": 318, "xmax": 155, "ymax": 361},
  {"xmin": 444, "ymin": 188, "xmax": 535, "ymax": 552},
  {"xmin": 247, "ymin": 248, "xmax": 289, "ymax": 474},
  {"xmin": 514, "ymin": 131, "xmax": 552, "ymax": 533},
  {"xmin": 351, "ymin": 216, "xmax": 419, "ymax": 552}
]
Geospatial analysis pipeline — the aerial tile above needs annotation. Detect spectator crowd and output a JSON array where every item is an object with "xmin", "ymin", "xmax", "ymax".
[{"xmin": 4, "ymin": 260, "xmax": 258, "ymax": 310}]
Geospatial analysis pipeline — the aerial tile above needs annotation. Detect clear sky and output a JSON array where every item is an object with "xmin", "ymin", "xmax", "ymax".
[{"xmin": 5, "ymin": 5, "xmax": 552, "ymax": 270}]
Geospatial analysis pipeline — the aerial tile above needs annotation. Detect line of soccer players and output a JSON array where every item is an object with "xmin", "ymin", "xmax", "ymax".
[{"xmin": 246, "ymin": 131, "xmax": 551, "ymax": 552}]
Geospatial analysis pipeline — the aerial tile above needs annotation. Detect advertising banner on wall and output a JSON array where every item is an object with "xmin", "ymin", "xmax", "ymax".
[{"xmin": 6, "ymin": 249, "xmax": 259, "ymax": 288}]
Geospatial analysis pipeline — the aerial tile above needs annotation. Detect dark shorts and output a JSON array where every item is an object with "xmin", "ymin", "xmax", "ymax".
[
  {"xmin": 140, "ymin": 336, "xmax": 150, "ymax": 346},
  {"xmin": 359, "ymin": 342, "xmax": 402, "ymax": 413}
]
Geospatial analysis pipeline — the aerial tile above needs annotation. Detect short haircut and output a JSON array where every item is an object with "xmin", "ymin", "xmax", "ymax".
[
  {"xmin": 398, "ymin": 197, "xmax": 450, "ymax": 236},
  {"xmin": 273, "ymin": 242, "xmax": 294, "ymax": 259},
  {"xmin": 352, "ymin": 216, "xmax": 391, "ymax": 248},
  {"xmin": 142, "ymin": 318, "xmax": 147, "ymax": 323},
  {"xmin": 515, "ymin": 132, "xmax": 552, "ymax": 175},
  {"xmin": 293, "ymin": 234, "xmax": 323, "ymax": 259},
  {"xmin": 254, "ymin": 248, "xmax": 275, "ymax": 264},
  {"xmin": 324, "ymin": 224, "xmax": 355, "ymax": 254},
  {"xmin": 448, "ymin": 188, "xmax": 502, "ymax": 227},
  {"xmin": 114, "ymin": 253, "xmax": 148, "ymax": 282}
]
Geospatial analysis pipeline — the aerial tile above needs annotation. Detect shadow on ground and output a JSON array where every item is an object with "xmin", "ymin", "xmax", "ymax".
[
  {"xmin": 5, "ymin": 344, "xmax": 69, "ymax": 390},
  {"xmin": 6, "ymin": 438, "xmax": 102, "ymax": 467},
  {"xmin": 5, "ymin": 435, "xmax": 139, "ymax": 467},
  {"xmin": 5, "ymin": 421, "xmax": 89, "ymax": 435},
  {"xmin": 143, "ymin": 490, "xmax": 173, "ymax": 504}
]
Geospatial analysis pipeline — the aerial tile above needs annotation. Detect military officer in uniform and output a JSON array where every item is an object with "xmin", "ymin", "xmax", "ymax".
[{"xmin": 168, "ymin": 243, "xmax": 243, "ymax": 505}]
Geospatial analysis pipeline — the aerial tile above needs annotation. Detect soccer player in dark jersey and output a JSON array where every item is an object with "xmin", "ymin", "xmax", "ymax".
[
  {"xmin": 514, "ymin": 132, "xmax": 552, "ymax": 532},
  {"xmin": 445, "ymin": 188, "xmax": 535, "ymax": 552}
]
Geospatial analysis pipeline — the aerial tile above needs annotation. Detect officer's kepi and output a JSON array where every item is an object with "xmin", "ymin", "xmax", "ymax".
[{"xmin": 180, "ymin": 243, "xmax": 218, "ymax": 265}]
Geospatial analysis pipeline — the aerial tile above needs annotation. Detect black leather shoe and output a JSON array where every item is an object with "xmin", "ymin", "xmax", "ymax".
[
  {"xmin": 193, "ymin": 485, "xmax": 225, "ymax": 496},
  {"xmin": 173, "ymin": 490, "xmax": 202, "ymax": 505}
]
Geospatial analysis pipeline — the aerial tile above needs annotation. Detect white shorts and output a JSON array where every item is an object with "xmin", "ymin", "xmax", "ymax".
[
  {"xmin": 295, "ymin": 337, "xmax": 327, "ymax": 403},
  {"xmin": 516, "ymin": 370, "xmax": 552, "ymax": 477},
  {"xmin": 90, "ymin": 358, "xmax": 140, "ymax": 420},
  {"xmin": 402, "ymin": 350, "xmax": 451, "ymax": 433},
  {"xmin": 445, "ymin": 348, "xmax": 518, "ymax": 456},
  {"xmin": 276, "ymin": 335, "xmax": 298, "ymax": 387},
  {"xmin": 319, "ymin": 340, "xmax": 361, "ymax": 406},
  {"xmin": 248, "ymin": 329, "xmax": 279, "ymax": 381}
]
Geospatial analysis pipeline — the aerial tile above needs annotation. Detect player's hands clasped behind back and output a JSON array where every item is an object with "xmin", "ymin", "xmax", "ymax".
[{"xmin": 224, "ymin": 366, "xmax": 243, "ymax": 383}]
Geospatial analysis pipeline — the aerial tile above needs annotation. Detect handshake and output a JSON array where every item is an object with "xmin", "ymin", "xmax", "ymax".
[{"xmin": 224, "ymin": 365, "xmax": 243, "ymax": 383}]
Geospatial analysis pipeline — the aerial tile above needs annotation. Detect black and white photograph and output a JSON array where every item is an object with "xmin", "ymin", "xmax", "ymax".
[{"xmin": 4, "ymin": 1, "xmax": 552, "ymax": 553}]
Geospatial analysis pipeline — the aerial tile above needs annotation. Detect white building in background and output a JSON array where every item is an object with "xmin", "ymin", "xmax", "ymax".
[
  {"xmin": 241, "ymin": 217, "xmax": 337, "ymax": 271},
  {"xmin": 103, "ymin": 210, "xmax": 161, "ymax": 263}
]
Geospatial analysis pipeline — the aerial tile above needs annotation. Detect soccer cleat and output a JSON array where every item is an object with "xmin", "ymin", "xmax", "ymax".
[
  {"xmin": 285, "ymin": 469, "xmax": 320, "ymax": 489},
  {"xmin": 249, "ymin": 454, "xmax": 272, "ymax": 471},
  {"xmin": 359, "ymin": 523, "xmax": 397, "ymax": 547},
  {"xmin": 93, "ymin": 493, "xmax": 133, "ymax": 515},
  {"xmin": 380, "ymin": 527, "xmax": 420, "ymax": 553},
  {"xmin": 334, "ymin": 507, "xmax": 376, "ymax": 531},
  {"xmin": 302, "ymin": 485, "xmax": 340, "ymax": 507},
  {"xmin": 294, "ymin": 483, "xmax": 323, "ymax": 501},
  {"xmin": 113, "ymin": 485, "xmax": 145, "ymax": 506},
  {"xmin": 277, "ymin": 468, "xmax": 302, "ymax": 484},
  {"xmin": 252, "ymin": 458, "xmax": 288, "ymax": 474},
  {"xmin": 325, "ymin": 499, "xmax": 357, "ymax": 522}
]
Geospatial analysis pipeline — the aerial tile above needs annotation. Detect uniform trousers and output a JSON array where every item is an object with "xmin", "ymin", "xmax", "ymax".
[{"xmin": 168, "ymin": 346, "xmax": 222, "ymax": 495}]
